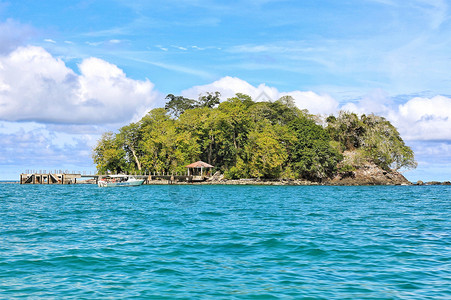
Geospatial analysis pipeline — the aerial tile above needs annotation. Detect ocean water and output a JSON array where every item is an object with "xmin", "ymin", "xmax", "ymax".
[{"xmin": 1, "ymin": 184, "xmax": 450, "ymax": 299}]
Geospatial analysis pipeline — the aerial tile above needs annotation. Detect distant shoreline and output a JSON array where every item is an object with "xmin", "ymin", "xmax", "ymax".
[
  {"xmin": 144, "ymin": 179, "xmax": 450, "ymax": 186},
  {"xmin": 4, "ymin": 180, "xmax": 451, "ymax": 186}
]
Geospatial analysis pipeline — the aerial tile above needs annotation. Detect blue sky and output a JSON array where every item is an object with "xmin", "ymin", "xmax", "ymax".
[{"xmin": 1, "ymin": 0, "xmax": 451, "ymax": 181}]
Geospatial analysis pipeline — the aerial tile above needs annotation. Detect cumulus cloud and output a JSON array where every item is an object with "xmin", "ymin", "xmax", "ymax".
[
  {"xmin": 185, "ymin": 78, "xmax": 451, "ymax": 142},
  {"xmin": 281, "ymin": 91, "xmax": 339, "ymax": 115},
  {"xmin": 340, "ymin": 89, "xmax": 393, "ymax": 116},
  {"xmin": 337, "ymin": 92, "xmax": 451, "ymax": 141},
  {"xmin": 181, "ymin": 76, "xmax": 339, "ymax": 115},
  {"xmin": 0, "ymin": 121, "xmax": 96, "ymax": 168},
  {"xmin": 392, "ymin": 95, "xmax": 451, "ymax": 141},
  {"xmin": 0, "ymin": 46, "xmax": 159, "ymax": 124},
  {"xmin": 182, "ymin": 76, "xmax": 262, "ymax": 100}
]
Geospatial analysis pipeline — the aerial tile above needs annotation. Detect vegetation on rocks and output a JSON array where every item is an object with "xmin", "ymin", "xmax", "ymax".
[
  {"xmin": 326, "ymin": 111, "xmax": 417, "ymax": 173},
  {"xmin": 93, "ymin": 92, "xmax": 416, "ymax": 182}
]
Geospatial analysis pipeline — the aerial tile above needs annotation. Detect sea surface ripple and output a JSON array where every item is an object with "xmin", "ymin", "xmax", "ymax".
[{"xmin": 1, "ymin": 184, "xmax": 450, "ymax": 299}]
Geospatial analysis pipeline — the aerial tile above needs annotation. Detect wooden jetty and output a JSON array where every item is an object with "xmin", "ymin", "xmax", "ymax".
[
  {"xmin": 20, "ymin": 173, "xmax": 209, "ymax": 185},
  {"xmin": 20, "ymin": 161, "xmax": 215, "ymax": 185},
  {"xmin": 20, "ymin": 172, "xmax": 82, "ymax": 184}
]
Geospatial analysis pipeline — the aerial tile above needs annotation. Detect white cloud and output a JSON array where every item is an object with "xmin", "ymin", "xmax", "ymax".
[
  {"xmin": 155, "ymin": 45, "xmax": 168, "ymax": 51},
  {"xmin": 0, "ymin": 46, "xmax": 159, "ymax": 124},
  {"xmin": 282, "ymin": 91, "xmax": 339, "ymax": 115},
  {"xmin": 189, "ymin": 81, "xmax": 444, "ymax": 143},
  {"xmin": 0, "ymin": 121, "xmax": 97, "ymax": 168},
  {"xmin": 182, "ymin": 76, "xmax": 257, "ymax": 100},
  {"xmin": 392, "ymin": 95, "xmax": 451, "ymax": 140},
  {"xmin": 340, "ymin": 89, "xmax": 393, "ymax": 115},
  {"xmin": 173, "ymin": 45, "xmax": 188, "ymax": 51},
  {"xmin": 338, "ymin": 92, "xmax": 451, "ymax": 141},
  {"xmin": 182, "ymin": 76, "xmax": 339, "ymax": 115}
]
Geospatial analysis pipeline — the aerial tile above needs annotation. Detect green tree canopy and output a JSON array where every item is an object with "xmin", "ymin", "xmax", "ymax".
[
  {"xmin": 92, "ymin": 93, "xmax": 416, "ymax": 180},
  {"xmin": 326, "ymin": 111, "xmax": 417, "ymax": 171}
]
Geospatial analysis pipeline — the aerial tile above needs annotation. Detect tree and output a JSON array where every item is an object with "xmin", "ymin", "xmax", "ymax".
[
  {"xmin": 177, "ymin": 107, "xmax": 220, "ymax": 165},
  {"xmin": 117, "ymin": 122, "xmax": 143, "ymax": 171},
  {"xmin": 164, "ymin": 94, "xmax": 196, "ymax": 117},
  {"xmin": 92, "ymin": 132, "xmax": 126, "ymax": 174},
  {"xmin": 326, "ymin": 111, "xmax": 365, "ymax": 150},
  {"xmin": 216, "ymin": 95, "xmax": 253, "ymax": 167},
  {"xmin": 244, "ymin": 125, "xmax": 288, "ymax": 178},
  {"xmin": 326, "ymin": 111, "xmax": 417, "ymax": 171},
  {"xmin": 228, "ymin": 93, "xmax": 254, "ymax": 108},
  {"xmin": 361, "ymin": 114, "xmax": 417, "ymax": 171},
  {"xmin": 289, "ymin": 117, "xmax": 342, "ymax": 181},
  {"xmin": 197, "ymin": 91, "xmax": 221, "ymax": 108},
  {"xmin": 276, "ymin": 95, "xmax": 296, "ymax": 108},
  {"xmin": 140, "ymin": 108, "xmax": 176, "ymax": 173}
]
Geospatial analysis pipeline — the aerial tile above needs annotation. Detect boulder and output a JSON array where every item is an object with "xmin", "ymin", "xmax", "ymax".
[{"xmin": 327, "ymin": 163, "xmax": 411, "ymax": 185}]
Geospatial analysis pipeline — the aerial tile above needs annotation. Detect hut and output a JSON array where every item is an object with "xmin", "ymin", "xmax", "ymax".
[{"xmin": 186, "ymin": 161, "xmax": 214, "ymax": 177}]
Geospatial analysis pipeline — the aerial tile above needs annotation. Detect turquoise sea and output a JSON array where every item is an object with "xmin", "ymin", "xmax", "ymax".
[{"xmin": 1, "ymin": 184, "xmax": 450, "ymax": 299}]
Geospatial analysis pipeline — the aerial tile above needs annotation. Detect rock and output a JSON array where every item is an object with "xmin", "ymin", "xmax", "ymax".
[
  {"xmin": 327, "ymin": 162, "xmax": 411, "ymax": 186},
  {"xmin": 206, "ymin": 171, "xmax": 224, "ymax": 182},
  {"xmin": 426, "ymin": 181, "xmax": 442, "ymax": 185},
  {"xmin": 416, "ymin": 180, "xmax": 424, "ymax": 185},
  {"xmin": 325, "ymin": 151, "xmax": 412, "ymax": 186}
]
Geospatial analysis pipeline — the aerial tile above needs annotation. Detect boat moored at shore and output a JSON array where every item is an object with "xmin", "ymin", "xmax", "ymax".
[{"xmin": 98, "ymin": 175, "xmax": 145, "ymax": 187}]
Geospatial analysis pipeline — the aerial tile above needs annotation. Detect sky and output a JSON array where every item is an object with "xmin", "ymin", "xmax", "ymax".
[{"xmin": 1, "ymin": 0, "xmax": 451, "ymax": 181}]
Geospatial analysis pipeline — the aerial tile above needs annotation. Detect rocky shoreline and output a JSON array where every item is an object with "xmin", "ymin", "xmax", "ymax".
[
  {"xmin": 143, "ymin": 178, "xmax": 451, "ymax": 186},
  {"xmin": 5, "ymin": 179, "xmax": 451, "ymax": 186},
  {"xmin": 7, "ymin": 167, "xmax": 451, "ymax": 186},
  {"xmin": 143, "ymin": 168, "xmax": 450, "ymax": 186},
  {"xmin": 414, "ymin": 181, "xmax": 451, "ymax": 186}
]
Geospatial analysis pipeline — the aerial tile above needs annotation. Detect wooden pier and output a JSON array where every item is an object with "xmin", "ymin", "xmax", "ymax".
[
  {"xmin": 20, "ymin": 161, "xmax": 215, "ymax": 185},
  {"xmin": 20, "ymin": 173, "xmax": 82, "ymax": 184},
  {"xmin": 20, "ymin": 173, "xmax": 208, "ymax": 185}
]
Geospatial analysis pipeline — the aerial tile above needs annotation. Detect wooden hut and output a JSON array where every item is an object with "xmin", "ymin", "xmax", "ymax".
[{"xmin": 186, "ymin": 161, "xmax": 214, "ymax": 177}]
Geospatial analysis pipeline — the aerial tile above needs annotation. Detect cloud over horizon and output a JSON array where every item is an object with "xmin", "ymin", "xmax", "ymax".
[
  {"xmin": 182, "ymin": 76, "xmax": 451, "ymax": 143},
  {"xmin": 342, "ymin": 92, "xmax": 451, "ymax": 141},
  {"xmin": 0, "ymin": 46, "xmax": 159, "ymax": 125},
  {"xmin": 182, "ymin": 76, "xmax": 339, "ymax": 115}
]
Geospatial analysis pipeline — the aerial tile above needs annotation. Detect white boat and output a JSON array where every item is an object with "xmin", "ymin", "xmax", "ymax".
[{"xmin": 97, "ymin": 175, "xmax": 145, "ymax": 187}]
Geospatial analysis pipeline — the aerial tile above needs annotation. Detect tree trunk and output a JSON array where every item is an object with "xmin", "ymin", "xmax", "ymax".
[
  {"xmin": 208, "ymin": 134, "xmax": 214, "ymax": 164},
  {"xmin": 129, "ymin": 145, "xmax": 142, "ymax": 170}
]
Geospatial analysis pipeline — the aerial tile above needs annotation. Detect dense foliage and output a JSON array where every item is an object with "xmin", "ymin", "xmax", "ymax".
[
  {"xmin": 93, "ymin": 93, "xmax": 416, "ymax": 181},
  {"xmin": 326, "ymin": 111, "xmax": 417, "ymax": 171}
]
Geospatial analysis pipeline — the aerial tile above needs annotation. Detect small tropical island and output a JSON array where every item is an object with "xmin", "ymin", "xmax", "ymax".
[{"xmin": 93, "ymin": 92, "xmax": 417, "ymax": 185}]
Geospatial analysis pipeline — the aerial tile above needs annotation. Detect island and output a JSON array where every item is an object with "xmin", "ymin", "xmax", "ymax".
[{"xmin": 92, "ymin": 92, "xmax": 417, "ymax": 185}]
